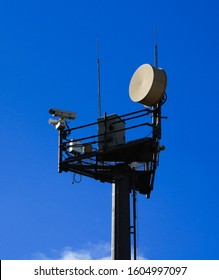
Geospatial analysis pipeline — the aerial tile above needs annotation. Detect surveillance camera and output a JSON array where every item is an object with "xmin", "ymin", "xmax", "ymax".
[
  {"xmin": 49, "ymin": 108, "xmax": 77, "ymax": 120},
  {"xmin": 48, "ymin": 118, "xmax": 59, "ymax": 126},
  {"xmin": 48, "ymin": 118, "xmax": 66, "ymax": 130}
]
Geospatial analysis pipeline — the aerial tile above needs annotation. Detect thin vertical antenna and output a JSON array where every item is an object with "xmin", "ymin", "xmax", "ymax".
[
  {"xmin": 153, "ymin": 26, "xmax": 162, "ymax": 140},
  {"xmin": 154, "ymin": 26, "xmax": 158, "ymax": 67},
  {"xmin": 97, "ymin": 40, "xmax": 102, "ymax": 118}
]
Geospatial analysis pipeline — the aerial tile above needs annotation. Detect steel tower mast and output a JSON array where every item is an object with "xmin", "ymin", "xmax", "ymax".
[{"xmin": 49, "ymin": 51, "xmax": 167, "ymax": 260}]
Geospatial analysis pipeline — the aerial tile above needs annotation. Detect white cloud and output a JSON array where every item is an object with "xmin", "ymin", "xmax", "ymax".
[
  {"xmin": 32, "ymin": 252, "xmax": 50, "ymax": 260},
  {"xmin": 32, "ymin": 242, "xmax": 146, "ymax": 260},
  {"xmin": 32, "ymin": 242, "xmax": 111, "ymax": 260},
  {"xmin": 60, "ymin": 248, "xmax": 92, "ymax": 260},
  {"xmin": 60, "ymin": 242, "xmax": 111, "ymax": 260}
]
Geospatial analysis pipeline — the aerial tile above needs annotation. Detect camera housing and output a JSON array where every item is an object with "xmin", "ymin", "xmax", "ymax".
[
  {"xmin": 48, "ymin": 118, "xmax": 66, "ymax": 130},
  {"xmin": 49, "ymin": 108, "xmax": 77, "ymax": 120}
]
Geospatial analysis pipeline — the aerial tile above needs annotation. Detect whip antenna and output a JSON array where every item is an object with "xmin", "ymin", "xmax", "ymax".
[
  {"xmin": 154, "ymin": 26, "xmax": 158, "ymax": 67},
  {"xmin": 96, "ymin": 40, "xmax": 102, "ymax": 118}
]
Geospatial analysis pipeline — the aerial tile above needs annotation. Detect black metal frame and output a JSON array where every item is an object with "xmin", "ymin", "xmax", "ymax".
[{"xmin": 57, "ymin": 106, "xmax": 164, "ymax": 198}]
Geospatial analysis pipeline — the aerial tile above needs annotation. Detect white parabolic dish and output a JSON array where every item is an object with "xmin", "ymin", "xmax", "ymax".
[{"xmin": 129, "ymin": 64, "xmax": 167, "ymax": 107}]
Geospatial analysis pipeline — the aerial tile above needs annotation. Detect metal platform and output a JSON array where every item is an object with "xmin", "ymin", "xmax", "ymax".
[{"xmin": 61, "ymin": 136, "xmax": 157, "ymax": 196}]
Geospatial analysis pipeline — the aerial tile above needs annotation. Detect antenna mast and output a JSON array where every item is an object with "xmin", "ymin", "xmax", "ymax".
[
  {"xmin": 153, "ymin": 26, "xmax": 162, "ymax": 140},
  {"xmin": 49, "ymin": 34, "xmax": 167, "ymax": 261},
  {"xmin": 154, "ymin": 26, "xmax": 158, "ymax": 68},
  {"xmin": 97, "ymin": 40, "xmax": 102, "ymax": 118}
]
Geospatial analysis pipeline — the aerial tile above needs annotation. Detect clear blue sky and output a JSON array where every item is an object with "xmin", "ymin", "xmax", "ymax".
[{"xmin": 0, "ymin": 0, "xmax": 219, "ymax": 260}]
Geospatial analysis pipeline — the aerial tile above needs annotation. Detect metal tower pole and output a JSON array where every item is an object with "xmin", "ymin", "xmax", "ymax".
[
  {"xmin": 58, "ymin": 130, "xmax": 63, "ymax": 173},
  {"xmin": 111, "ymin": 174, "xmax": 131, "ymax": 260},
  {"xmin": 131, "ymin": 187, "xmax": 137, "ymax": 260}
]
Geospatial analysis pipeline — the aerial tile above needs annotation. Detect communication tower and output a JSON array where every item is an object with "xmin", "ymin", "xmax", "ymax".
[{"xmin": 49, "ymin": 52, "xmax": 167, "ymax": 260}]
